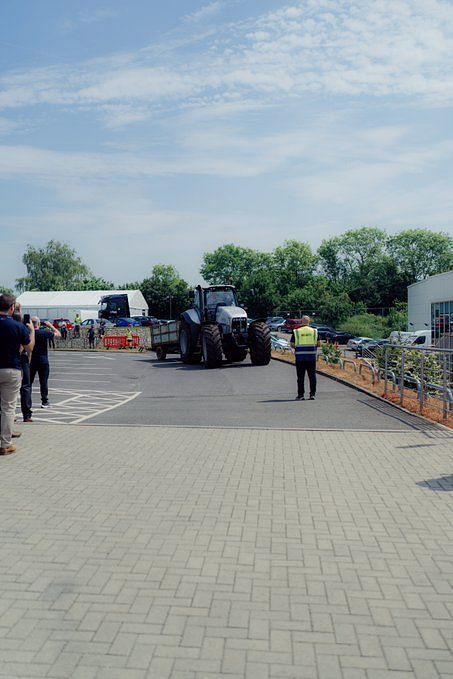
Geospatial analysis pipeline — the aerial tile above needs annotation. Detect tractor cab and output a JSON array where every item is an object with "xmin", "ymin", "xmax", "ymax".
[{"xmin": 191, "ymin": 285, "xmax": 239, "ymax": 323}]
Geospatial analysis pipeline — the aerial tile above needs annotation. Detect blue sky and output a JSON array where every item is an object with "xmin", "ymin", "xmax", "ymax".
[{"xmin": 1, "ymin": 0, "xmax": 452, "ymax": 288}]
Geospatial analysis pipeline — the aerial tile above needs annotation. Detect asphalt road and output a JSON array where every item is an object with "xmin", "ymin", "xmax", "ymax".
[{"xmin": 30, "ymin": 350, "xmax": 437, "ymax": 432}]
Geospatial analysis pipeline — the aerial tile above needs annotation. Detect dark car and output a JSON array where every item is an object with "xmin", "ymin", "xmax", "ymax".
[
  {"xmin": 114, "ymin": 317, "xmax": 141, "ymax": 327},
  {"xmin": 131, "ymin": 315, "xmax": 159, "ymax": 327},
  {"xmin": 311, "ymin": 325, "xmax": 352, "ymax": 344}
]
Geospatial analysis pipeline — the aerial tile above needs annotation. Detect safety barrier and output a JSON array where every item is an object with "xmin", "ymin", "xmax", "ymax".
[{"xmin": 103, "ymin": 335, "xmax": 140, "ymax": 349}]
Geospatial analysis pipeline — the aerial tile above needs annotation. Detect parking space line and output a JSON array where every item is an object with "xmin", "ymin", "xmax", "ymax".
[{"xmin": 71, "ymin": 392, "xmax": 141, "ymax": 424}]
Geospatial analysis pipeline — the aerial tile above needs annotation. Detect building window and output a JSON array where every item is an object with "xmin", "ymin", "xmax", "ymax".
[{"xmin": 431, "ymin": 300, "xmax": 453, "ymax": 342}]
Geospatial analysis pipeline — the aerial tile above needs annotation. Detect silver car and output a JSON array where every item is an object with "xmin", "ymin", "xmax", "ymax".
[{"xmin": 346, "ymin": 336, "xmax": 373, "ymax": 351}]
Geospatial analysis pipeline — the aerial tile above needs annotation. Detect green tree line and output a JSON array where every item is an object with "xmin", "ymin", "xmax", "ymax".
[{"xmin": 5, "ymin": 227, "xmax": 452, "ymax": 324}]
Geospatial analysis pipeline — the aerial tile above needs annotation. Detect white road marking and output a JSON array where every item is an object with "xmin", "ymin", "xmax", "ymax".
[{"xmin": 71, "ymin": 392, "xmax": 141, "ymax": 424}]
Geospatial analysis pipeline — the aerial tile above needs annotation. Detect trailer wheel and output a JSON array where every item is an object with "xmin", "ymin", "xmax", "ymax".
[
  {"xmin": 180, "ymin": 322, "xmax": 201, "ymax": 364},
  {"xmin": 249, "ymin": 322, "xmax": 271, "ymax": 365},
  {"xmin": 156, "ymin": 346, "xmax": 167, "ymax": 361},
  {"xmin": 224, "ymin": 348, "xmax": 247, "ymax": 363},
  {"xmin": 201, "ymin": 324, "xmax": 223, "ymax": 368}
]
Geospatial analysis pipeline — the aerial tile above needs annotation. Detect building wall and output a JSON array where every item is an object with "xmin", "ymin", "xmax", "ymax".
[{"xmin": 408, "ymin": 271, "xmax": 453, "ymax": 332}]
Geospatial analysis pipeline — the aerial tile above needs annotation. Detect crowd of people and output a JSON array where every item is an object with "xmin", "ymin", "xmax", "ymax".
[{"xmin": 0, "ymin": 294, "xmax": 66, "ymax": 454}]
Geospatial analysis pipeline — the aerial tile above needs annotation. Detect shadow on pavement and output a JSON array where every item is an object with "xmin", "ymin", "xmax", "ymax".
[{"xmin": 417, "ymin": 475, "xmax": 453, "ymax": 491}]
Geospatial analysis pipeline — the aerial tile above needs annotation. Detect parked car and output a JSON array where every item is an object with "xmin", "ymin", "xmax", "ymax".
[
  {"xmin": 282, "ymin": 318, "xmax": 304, "ymax": 333},
  {"xmin": 81, "ymin": 318, "xmax": 115, "ymax": 328},
  {"xmin": 131, "ymin": 315, "xmax": 159, "ymax": 327},
  {"xmin": 114, "ymin": 317, "xmax": 141, "ymax": 327},
  {"xmin": 267, "ymin": 316, "xmax": 286, "ymax": 331},
  {"xmin": 346, "ymin": 336, "xmax": 373, "ymax": 351},
  {"xmin": 317, "ymin": 328, "xmax": 353, "ymax": 344},
  {"xmin": 357, "ymin": 339, "xmax": 390, "ymax": 356},
  {"xmin": 52, "ymin": 318, "xmax": 74, "ymax": 331}
]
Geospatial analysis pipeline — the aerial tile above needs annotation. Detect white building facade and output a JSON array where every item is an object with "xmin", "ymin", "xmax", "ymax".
[{"xmin": 407, "ymin": 271, "xmax": 453, "ymax": 346}]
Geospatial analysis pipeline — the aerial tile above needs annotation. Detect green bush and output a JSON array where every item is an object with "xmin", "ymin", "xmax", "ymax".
[
  {"xmin": 321, "ymin": 342, "xmax": 343, "ymax": 364},
  {"xmin": 339, "ymin": 313, "xmax": 387, "ymax": 339}
]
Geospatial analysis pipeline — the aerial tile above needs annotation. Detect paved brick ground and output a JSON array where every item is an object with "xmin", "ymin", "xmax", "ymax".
[{"xmin": 0, "ymin": 423, "xmax": 452, "ymax": 678}]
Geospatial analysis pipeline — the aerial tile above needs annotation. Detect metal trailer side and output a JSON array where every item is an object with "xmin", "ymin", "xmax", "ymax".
[{"xmin": 150, "ymin": 321, "xmax": 180, "ymax": 360}]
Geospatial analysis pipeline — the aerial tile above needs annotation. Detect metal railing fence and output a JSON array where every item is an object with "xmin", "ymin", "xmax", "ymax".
[{"xmin": 379, "ymin": 344, "xmax": 453, "ymax": 420}]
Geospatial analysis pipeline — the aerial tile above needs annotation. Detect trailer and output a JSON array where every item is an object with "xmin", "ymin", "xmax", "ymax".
[{"xmin": 150, "ymin": 321, "xmax": 180, "ymax": 360}]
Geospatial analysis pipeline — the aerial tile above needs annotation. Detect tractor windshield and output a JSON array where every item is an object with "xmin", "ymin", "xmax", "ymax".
[{"xmin": 205, "ymin": 289, "xmax": 236, "ymax": 308}]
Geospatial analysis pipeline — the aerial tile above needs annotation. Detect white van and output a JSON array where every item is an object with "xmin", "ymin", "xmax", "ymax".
[{"xmin": 388, "ymin": 330, "xmax": 431, "ymax": 347}]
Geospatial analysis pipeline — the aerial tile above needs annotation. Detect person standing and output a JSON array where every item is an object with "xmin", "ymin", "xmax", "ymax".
[
  {"xmin": 30, "ymin": 317, "xmax": 61, "ymax": 409},
  {"xmin": 291, "ymin": 316, "xmax": 319, "ymax": 401},
  {"xmin": 12, "ymin": 304, "xmax": 34, "ymax": 423},
  {"xmin": 0, "ymin": 294, "xmax": 34, "ymax": 455},
  {"xmin": 87, "ymin": 325, "xmax": 95, "ymax": 349},
  {"xmin": 73, "ymin": 313, "xmax": 82, "ymax": 337},
  {"xmin": 126, "ymin": 325, "xmax": 133, "ymax": 349},
  {"xmin": 60, "ymin": 320, "xmax": 67, "ymax": 340}
]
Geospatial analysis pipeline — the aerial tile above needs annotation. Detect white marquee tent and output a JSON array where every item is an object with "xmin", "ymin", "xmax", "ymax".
[{"xmin": 16, "ymin": 290, "xmax": 148, "ymax": 321}]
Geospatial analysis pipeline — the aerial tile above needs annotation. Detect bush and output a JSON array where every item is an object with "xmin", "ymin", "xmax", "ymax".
[
  {"xmin": 321, "ymin": 343, "xmax": 343, "ymax": 364},
  {"xmin": 339, "ymin": 313, "xmax": 387, "ymax": 339}
]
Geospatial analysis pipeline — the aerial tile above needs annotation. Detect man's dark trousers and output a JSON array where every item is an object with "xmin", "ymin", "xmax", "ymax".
[
  {"xmin": 20, "ymin": 353, "xmax": 32, "ymax": 420},
  {"xmin": 296, "ymin": 360, "xmax": 316, "ymax": 398},
  {"xmin": 30, "ymin": 359, "xmax": 50, "ymax": 405}
]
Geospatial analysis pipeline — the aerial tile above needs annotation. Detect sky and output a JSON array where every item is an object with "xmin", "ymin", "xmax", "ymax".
[{"xmin": 1, "ymin": 0, "xmax": 452, "ymax": 289}]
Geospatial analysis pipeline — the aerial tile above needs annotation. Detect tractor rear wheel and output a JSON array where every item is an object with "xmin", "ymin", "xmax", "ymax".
[
  {"xmin": 249, "ymin": 321, "xmax": 271, "ymax": 365},
  {"xmin": 201, "ymin": 324, "xmax": 223, "ymax": 368},
  {"xmin": 180, "ymin": 321, "xmax": 201, "ymax": 364}
]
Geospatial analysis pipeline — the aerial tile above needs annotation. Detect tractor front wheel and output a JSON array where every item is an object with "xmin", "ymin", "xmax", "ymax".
[
  {"xmin": 249, "ymin": 322, "xmax": 271, "ymax": 365},
  {"xmin": 201, "ymin": 324, "xmax": 223, "ymax": 368}
]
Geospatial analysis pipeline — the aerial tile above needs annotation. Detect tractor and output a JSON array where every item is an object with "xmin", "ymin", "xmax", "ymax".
[{"xmin": 179, "ymin": 285, "xmax": 271, "ymax": 368}]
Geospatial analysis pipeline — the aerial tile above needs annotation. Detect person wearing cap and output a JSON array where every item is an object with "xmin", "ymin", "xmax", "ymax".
[{"xmin": 290, "ymin": 315, "xmax": 320, "ymax": 401}]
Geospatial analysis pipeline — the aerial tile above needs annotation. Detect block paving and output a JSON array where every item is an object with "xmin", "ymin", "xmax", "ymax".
[{"xmin": 0, "ymin": 422, "xmax": 452, "ymax": 678}]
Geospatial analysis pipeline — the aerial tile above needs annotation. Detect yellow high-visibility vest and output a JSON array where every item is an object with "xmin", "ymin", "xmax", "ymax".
[{"xmin": 293, "ymin": 326, "xmax": 317, "ymax": 360}]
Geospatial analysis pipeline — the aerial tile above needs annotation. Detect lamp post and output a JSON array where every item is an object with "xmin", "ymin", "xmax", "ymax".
[{"xmin": 168, "ymin": 295, "xmax": 173, "ymax": 320}]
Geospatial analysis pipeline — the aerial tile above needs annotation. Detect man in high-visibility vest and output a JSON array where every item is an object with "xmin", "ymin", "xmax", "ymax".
[{"xmin": 290, "ymin": 316, "xmax": 320, "ymax": 400}]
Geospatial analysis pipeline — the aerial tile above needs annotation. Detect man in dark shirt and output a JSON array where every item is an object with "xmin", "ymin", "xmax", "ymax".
[
  {"xmin": 0, "ymin": 294, "xmax": 34, "ymax": 454},
  {"xmin": 30, "ymin": 317, "xmax": 61, "ymax": 408}
]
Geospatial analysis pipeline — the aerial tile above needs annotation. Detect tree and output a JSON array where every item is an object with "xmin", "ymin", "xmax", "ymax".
[
  {"xmin": 0, "ymin": 286, "xmax": 14, "ymax": 295},
  {"xmin": 272, "ymin": 240, "xmax": 317, "ymax": 298},
  {"xmin": 318, "ymin": 227, "xmax": 391, "ymax": 306},
  {"xmin": 201, "ymin": 244, "xmax": 264, "ymax": 288},
  {"xmin": 386, "ymin": 302, "xmax": 408, "ymax": 331},
  {"xmin": 201, "ymin": 245, "xmax": 278, "ymax": 316},
  {"xmin": 79, "ymin": 277, "xmax": 115, "ymax": 291},
  {"xmin": 17, "ymin": 241, "xmax": 92, "ymax": 291},
  {"xmin": 387, "ymin": 229, "xmax": 453, "ymax": 283},
  {"xmin": 139, "ymin": 265, "xmax": 189, "ymax": 319}
]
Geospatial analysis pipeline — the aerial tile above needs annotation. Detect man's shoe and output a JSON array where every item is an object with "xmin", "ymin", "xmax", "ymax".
[
  {"xmin": 23, "ymin": 418, "xmax": 33, "ymax": 423},
  {"xmin": 0, "ymin": 445, "xmax": 17, "ymax": 455},
  {"xmin": 12, "ymin": 432, "xmax": 21, "ymax": 438},
  {"xmin": 295, "ymin": 396, "xmax": 305, "ymax": 401},
  {"xmin": 41, "ymin": 403, "xmax": 51, "ymax": 409},
  {"xmin": 309, "ymin": 395, "xmax": 315, "ymax": 400}
]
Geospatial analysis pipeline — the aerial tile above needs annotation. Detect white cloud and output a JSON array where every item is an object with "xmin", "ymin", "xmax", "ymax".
[
  {"xmin": 60, "ymin": 8, "xmax": 117, "ymax": 31},
  {"xmin": 184, "ymin": 1, "xmax": 226, "ymax": 23},
  {"xmin": 1, "ymin": 0, "xmax": 452, "ymax": 126}
]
